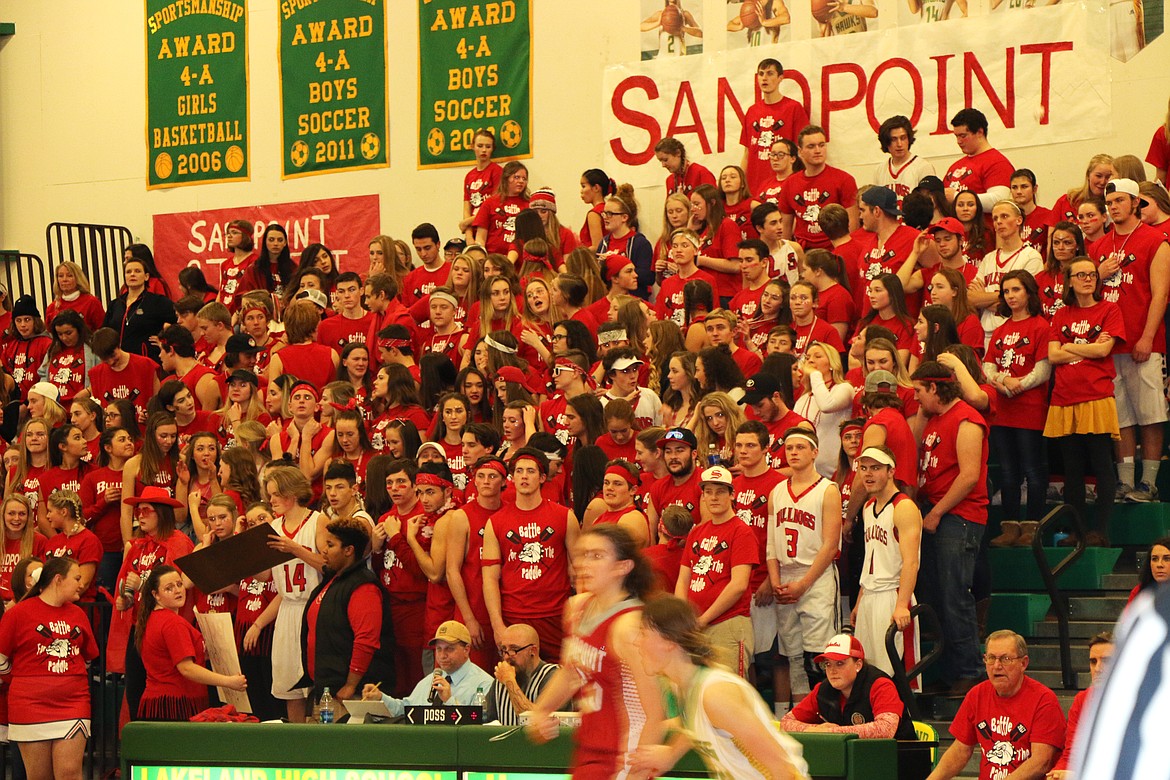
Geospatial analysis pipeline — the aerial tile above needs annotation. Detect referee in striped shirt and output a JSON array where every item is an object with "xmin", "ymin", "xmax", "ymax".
[{"xmin": 484, "ymin": 624, "xmax": 561, "ymax": 726}]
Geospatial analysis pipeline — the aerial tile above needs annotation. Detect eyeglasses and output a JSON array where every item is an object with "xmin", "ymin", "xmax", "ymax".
[
  {"xmin": 498, "ymin": 643, "xmax": 534, "ymax": 657},
  {"xmin": 983, "ymin": 654, "xmax": 1025, "ymax": 666},
  {"xmin": 602, "ymin": 211, "xmax": 626, "ymax": 218},
  {"xmin": 1070, "ymin": 271, "xmax": 1098, "ymax": 281},
  {"xmin": 768, "ymin": 152, "xmax": 790, "ymax": 159},
  {"xmin": 552, "ymin": 333, "xmax": 568, "ymax": 342}
]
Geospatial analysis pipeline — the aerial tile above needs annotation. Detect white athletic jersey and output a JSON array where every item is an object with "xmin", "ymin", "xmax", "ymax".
[
  {"xmin": 271, "ymin": 510, "xmax": 323, "ymax": 603},
  {"xmin": 918, "ymin": 0, "xmax": 952, "ymax": 22},
  {"xmin": 872, "ymin": 156, "xmax": 937, "ymax": 207},
  {"xmin": 602, "ymin": 388, "xmax": 663, "ymax": 429},
  {"xmin": 767, "ymin": 477, "xmax": 833, "ymax": 567},
  {"xmin": 770, "ymin": 243, "xmax": 801, "ymax": 285},
  {"xmin": 975, "ymin": 246, "xmax": 1044, "ymax": 337},
  {"xmin": 826, "ymin": 10, "xmax": 867, "ymax": 35},
  {"xmin": 658, "ymin": 31, "xmax": 685, "ymax": 57},
  {"xmin": 861, "ymin": 493, "xmax": 916, "ymax": 592},
  {"xmin": 681, "ymin": 666, "xmax": 810, "ymax": 780}
]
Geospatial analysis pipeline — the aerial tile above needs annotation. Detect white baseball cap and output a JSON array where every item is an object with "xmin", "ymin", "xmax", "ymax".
[
  {"xmin": 857, "ymin": 446, "xmax": 896, "ymax": 467},
  {"xmin": 699, "ymin": 465, "xmax": 733, "ymax": 488}
]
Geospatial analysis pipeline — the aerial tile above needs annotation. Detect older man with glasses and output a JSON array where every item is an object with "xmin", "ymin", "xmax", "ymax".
[
  {"xmin": 482, "ymin": 623, "xmax": 561, "ymax": 726},
  {"xmin": 927, "ymin": 629, "xmax": 1066, "ymax": 780}
]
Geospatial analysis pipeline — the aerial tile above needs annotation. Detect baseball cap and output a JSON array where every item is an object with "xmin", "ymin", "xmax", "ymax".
[
  {"xmin": 28, "ymin": 381, "xmax": 60, "ymax": 403},
  {"xmin": 428, "ymin": 620, "xmax": 472, "ymax": 646},
  {"xmin": 861, "ymin": 186, "xmax": 901, "ymax": 217},
  {"xmin": 699, "ymin": 465, "xmax": 734, "ymax": 489},
  {"xmin": 417, "ymin": 441, "xmax": 446, "ymax": 460},
  {"xmin": 226, "ymin": 333, "xmax": 262, "ymax": 354},
  {"xmin": 926, "ymin": 217, "xmax": 966, "ymax": 238},
  {"xmin": 444, "ymin": 238, "xmax": 468, "ymax": 253},
  {"xmin": 915, "ymin": 175, "xmax": 945, "ymax": 194},
  {"xmin": 1106, "ymin": 178, "xmax": 1140, "ymax": 198},
  {"xmin": 864, "ymin": 369, "xmax": 899, "ymax": 394},
  {"xmin": 295, "ymin": 288, "xmax": 329, "ymax": 309},
  {"xmin": 657, "ymin": 427, "xmax": 697, "ymax": 450},
  {"xmin": 741, "ymin": 372, "xmax": 782, "ymax": 405},
  {"xmin": 857, "ymin": 446, "xmax": 896, "ymax": 468},
  {"xmin": 227, "ymin": 368, "xmax": 259, "ymax": 386},
  {"xmin": 610, "ymin": 355, "xmax": 644, "ymax": 373},
  {"xmin": 814, "ymin": 633, "xmax": 866, "ymax": 663}
]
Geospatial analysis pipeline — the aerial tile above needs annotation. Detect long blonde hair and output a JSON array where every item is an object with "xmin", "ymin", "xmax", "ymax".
[
  {"xmin": 52, "ymin": 261, "xmax": 95, "ymax": 299},
  {"xmin": 1, "ymin": 494, "xmax": 36, "ymax": 560},
  {"xmin": 564, "ymin": 247, "xmax": 606, "ymax": 303},
  {"xmin": 1065, "ymin": 154, "xmax": 1114, "ymax": 207},
  {"xmin": 694, "ymin": 392, "xmax": 746, "ymax": 461}
]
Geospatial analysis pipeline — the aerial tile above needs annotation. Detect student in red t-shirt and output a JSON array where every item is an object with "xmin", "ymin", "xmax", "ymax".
[
  {"xmin": 740, "ymin": 58, "xmax": 810, "ymax": 197},
  {"xmin": 481, "ymin": 448, "xmax": 579, "ymax": 663},
  {"xmin": 942, "ymin": 108, "xmax": 1015, "ymax": 213},
  {"xmin": 983, "ymin": 271, "xmax": 1052, "ymax": 546},
  {"xmin": 655, "ymin": 136, "xmax": 716, "ymax": 197},
  {"xmin": 779, "ymin": 126, "xmax": 858, "ymax": 250},
  {"xmin": 1044, "ymin": 257, "xmax": 1125, "ymax": 546},
  {"xmin": 460, "ymin": 129, "xmax": 503, "ymax": 242},
  {"xmin": 1050, "ymin": 632, "xmax": 1113, "ymax": 779},
  {"xmin": 88, "ymin": 328, "xmax": 161, "ymax": 425},
  {"xmin": 472, "ymin": 161, "xmax": 530, "ymax": 254},
  {"xmin": 677, "ymin": 465, "xmax": 759, "ymax": 677},
  {"xmin": 911, "ymin": 360, "xmax": 990, "ymax": 695}
]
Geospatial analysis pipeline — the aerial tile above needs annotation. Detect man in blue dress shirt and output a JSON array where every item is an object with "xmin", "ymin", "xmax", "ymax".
[{"xmin": 363, "ymin": 620, "xmax": 493, "ymax": 717}]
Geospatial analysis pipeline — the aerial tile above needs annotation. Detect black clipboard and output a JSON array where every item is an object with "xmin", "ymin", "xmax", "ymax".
[{"xmin": 175, "ymin": 522, "xmax": 295, "ymax": 594}]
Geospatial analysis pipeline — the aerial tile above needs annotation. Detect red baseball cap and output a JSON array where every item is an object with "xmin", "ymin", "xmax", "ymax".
[
  {"xmin": 814, "ymin": 633, "xmax": 866, "ymax": 663},
  {"xmin": 926, "ymin": 217, "xmax": 966, "ymax": 239}
]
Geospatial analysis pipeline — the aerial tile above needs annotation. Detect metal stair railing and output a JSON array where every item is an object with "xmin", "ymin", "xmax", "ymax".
[
  {"xmin": 45, "ymin": 222, "xmax": 134, "ymax": 305},
  {"xmin": 884, "ymin": 602, "xmax": 944, "ymax": 721},
  {"xmin": 1031, "ymin": 502, "xmax": 1087, "ymax": 689},
  {"xmin": 0, "ymin": 250, "xmax": 52, "ymax": 313}
]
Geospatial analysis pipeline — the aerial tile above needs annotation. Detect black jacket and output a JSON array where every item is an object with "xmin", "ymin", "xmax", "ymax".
[
  {"xmin": 815, "ymin": 662, "xmax": 916, "ymax": 740},
  {"xmin": 298, "ymin": 561, "xmax": 395, "ymax": 702},
  {"xmin": 103, "ymin": 291, "xmax": 177, "ymax": 364}
]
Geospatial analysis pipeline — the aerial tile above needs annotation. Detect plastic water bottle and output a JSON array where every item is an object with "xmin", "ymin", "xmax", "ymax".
[
  {"xmin": 707, "ymin": 443, "xmax": 720, "ymax": 467},
  {"xmin": 473, "ymin": 685, "xmax": 486, "ymax": 708},
  {"xmin": 319, "ymin": 687, "xmax": 334, "ymax": 724}
]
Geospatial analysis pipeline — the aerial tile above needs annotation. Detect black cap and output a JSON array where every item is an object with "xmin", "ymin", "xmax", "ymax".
[
  {"xmin": 12, "ymin": 295, "xmax": 38, "ymax": 319},
  {"xmin": 227, "ymin": 368, "xmax": 259, "ymax": 386},
  {"xmin": 444, "ymin": 238, "xmax": 468, "ymax": 252},
  {"xmin": 226, "ymin": 333, "xmax": 262, "ymax": 354},
  {"xmin": 656, "ymin": 427, "xmax": 698, "ymax": 450},
  {"xmin": 915, "ymin": 175, "xmax": 944, "ymax": 194},
  {"xmin": 741, "ymin": 373, "xmax": 782, "ymax": 405}
]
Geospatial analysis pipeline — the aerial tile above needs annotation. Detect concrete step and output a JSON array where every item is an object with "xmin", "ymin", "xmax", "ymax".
[
  {"xmin": 1101, "ymin": 572, "xmax": 1139, "ymax": 591},
  {"xmin": 1033, "ymin": 618, "xmax": 1118, "ymax": 638},
  {"xmin": 1024, "ymin": 642, "xmax": 1088, "ymax": 671},
  {"xmin": 1068, "ymin": 594, "xmax": 1130, "ymax": 621}
]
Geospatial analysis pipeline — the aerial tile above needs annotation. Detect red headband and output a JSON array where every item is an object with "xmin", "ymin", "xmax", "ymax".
[
  {"xmin": 521, "ymin": 250, "xmax": 553, "ymax": 269},
  {"xmin": 242, "ymin": 305, "xmax": 268, "ymax": 319},
  {"xmin": 842, "ymin": 422, "xmax": 864, "ymax": 436},
  {"xmin": 511, "ymin": 453, "xmax": 547, "ymax": 475},
  {"xmin": 379, "ymin": 337, "xmax": 412, "ymax": 351},
  {"xmin": 289, "ymin": 381, "xmax": 320, "ymax": 401},
  {"xmin": 329, "ymin": 397, "xmax": 359, "ymax": 412},
  {"xmin": 553, "ymin": 357, "xmax": 597, "ymax": 390},
  {"xmin": 474, "ymin": 460, "xmax": 508, "ymax": 478},
  {"xmin": 416, "ymin": 472, "xmax": 453, "ymax": 489},
  {"xmin": 604, "ymin": 464, "xmax": 637, "ymax": 487}
]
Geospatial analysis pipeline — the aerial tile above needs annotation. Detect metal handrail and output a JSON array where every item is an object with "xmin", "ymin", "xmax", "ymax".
[
  {"xmin": 884, "ymin": 602, "xmax": 944, "ymax": 721},
  {"xmin": 45, "ymin": 221, "xmax": 134, "ymax": 305},
  {"xmin": 1031, "ymin": 502, "xmax": 1087, "ymax": 689},
  {"xmin": 0, "ymin": 250, "xmax": 51, "ymax": 312}
]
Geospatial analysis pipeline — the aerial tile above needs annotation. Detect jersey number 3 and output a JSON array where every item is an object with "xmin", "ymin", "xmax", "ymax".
[{"xmin": 785, "ymin": 528, "xmax": 799, "ymax": 559}]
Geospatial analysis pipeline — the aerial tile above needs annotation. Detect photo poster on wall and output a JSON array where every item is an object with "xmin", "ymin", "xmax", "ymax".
[
  {"xmin": 417, "ymin": 0, "xmax": 533, "ymax": 169},
  {"xmin": 145, "ymin": 0, "xmax": 249, "ymax": 190},
  {"xmin": 278, "ymin": 0, "xmax": 389, "ymax": 178},
  {"xmin": 640, "ymin": 0, "xmax": 705, "ymax": 60}
]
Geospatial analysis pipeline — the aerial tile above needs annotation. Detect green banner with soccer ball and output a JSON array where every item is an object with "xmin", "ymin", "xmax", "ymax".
[
  {"xmin": 417, "ymin": 0, "xmax": 532, "ymax": 169},
  {"xmin": 279, "ymin": 0, "xmax": 389, "ymax": 179},
  {"xmin": 145, "ymin": 0, "xmax": 250, "ymax": 189}
]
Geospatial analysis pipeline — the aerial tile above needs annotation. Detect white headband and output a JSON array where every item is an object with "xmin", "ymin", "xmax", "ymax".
[
  {"xmin": 784, "ymin": 431, "xmax": 819, "ymax": 449},
  {"xmin": 484, "ymin": 335, "xmax": 517, "ymax": 354}
]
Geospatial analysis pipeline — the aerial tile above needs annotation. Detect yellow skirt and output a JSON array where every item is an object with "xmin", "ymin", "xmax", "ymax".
[{"xmin": 1043, "ymin": 397, "xmax": 1121, "ymax": 439}]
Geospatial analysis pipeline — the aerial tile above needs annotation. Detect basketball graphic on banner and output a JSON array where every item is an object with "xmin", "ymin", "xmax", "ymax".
[
  {"xmin": 154, "ymin": 153, "xmax": 173, "ymax": 180},
  {"xmin": 225, "ymin": 145, "xmax": 245, "ymax": 173},
  {"xmin": 500, "ymin": 120, "xmax": 523, "ymax": 149},
  {"xmin": 290, "ymin": 140, "xmax": 309, "ymax": 168}
]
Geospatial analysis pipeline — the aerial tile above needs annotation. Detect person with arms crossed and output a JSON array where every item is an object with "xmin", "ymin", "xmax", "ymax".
[
  {"xmin": 942, "ymin": 108, "xmax": 1014, "ymax": 211},
  {"xmin": 780, "ymin": 126, "xmax": 859, "ymax": 250},
  {"xmin": 927, "ymin": 630, "xmax": 1064, "ymax": 780},
  {"xmin": 780, "ymin": 632, "xmax": 916, "ymax": 739}
]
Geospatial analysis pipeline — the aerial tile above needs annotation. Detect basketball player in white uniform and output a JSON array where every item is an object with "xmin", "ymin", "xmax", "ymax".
[
  {"xmin": 766, "ymin": 428, "xmax": 842, "ymax": 691},
  {"xmin": 268, "ymin": 493, "xmax": 326, "ymax": 722},
  {"xmin": 852, "ymin": 446, "xmax": 922, "ymax": 686},
  {"xmin": 908, "ymin": 0, "xmax": 964, "ymax": 22},
  {"xmin": 1110, "ymin": 0, "xmax": 1144, "ymax": 62}
]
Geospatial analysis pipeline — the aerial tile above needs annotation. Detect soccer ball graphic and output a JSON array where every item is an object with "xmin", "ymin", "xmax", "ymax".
[
  {"xmin": 290, "ymin": 140, "xmax": 310, "ymax": 168},
  {"xmin": 360, "ymin": 132, "xmax": 381, "ymax": 161},
  {"xmin": 500, "ymin": 120, "xmax": 522, "ymax": 149},
  {"xmin": 426, "ymin": 128, "xmax": 445, "ymax": 157}
]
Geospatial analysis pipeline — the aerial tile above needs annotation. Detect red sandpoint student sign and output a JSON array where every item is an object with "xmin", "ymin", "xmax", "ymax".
[{"xmin": 151, "ymin": 194, "xmax": 380, "ymax": 293}]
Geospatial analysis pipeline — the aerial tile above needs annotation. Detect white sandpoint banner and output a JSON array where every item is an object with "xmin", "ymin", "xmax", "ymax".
[{"xmin": 602, "ymin": 0, "xmax": 1111, "ymax": 185}]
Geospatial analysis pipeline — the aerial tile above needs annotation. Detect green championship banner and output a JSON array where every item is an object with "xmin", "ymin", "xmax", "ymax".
[
  {"xmin": 417, "ymin": 0, "xmax": 532, "ymax": 169},
  {"xmin": 279, "ymin": 0, "xmax": 389, "ymax": 179},
  {"xmin": 146, "ymin": 0, "xmax": 250, "ymax": 189}
]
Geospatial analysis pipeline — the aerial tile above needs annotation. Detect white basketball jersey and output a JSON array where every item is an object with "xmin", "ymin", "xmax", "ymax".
[
  {"xmin": 767, "ymin": 477, "xmax": 833, "ymax": 567},
  {"xmin": 860, "ymin": 494, "xmax": 914, "ymax": 592},
  {"xmin": 682, "ymin": 667, "xmax": 809, "ymax": 780},
  {"xmin": 271, "ymin": 511, "xmax": 322, "ymax": 603}
]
